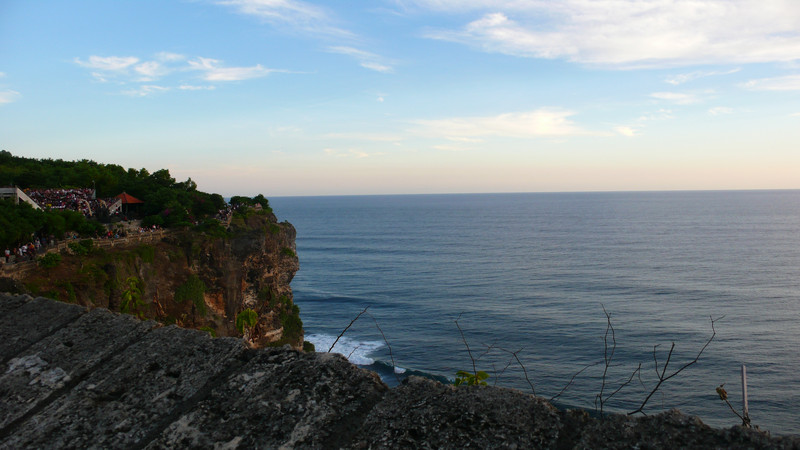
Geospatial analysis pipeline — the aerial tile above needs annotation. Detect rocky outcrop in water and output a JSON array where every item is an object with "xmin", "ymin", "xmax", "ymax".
[{"xmin": 1, "ymin": 294, "xmax": 797, "ymax": 449}]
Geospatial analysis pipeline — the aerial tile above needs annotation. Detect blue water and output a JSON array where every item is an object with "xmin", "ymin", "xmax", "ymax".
[{"xmin": 271, "ymin": 191, "xmax": 800, "ymax": 434}]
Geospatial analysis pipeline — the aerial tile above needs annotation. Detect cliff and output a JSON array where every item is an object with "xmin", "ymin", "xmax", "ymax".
[
  {"xmin": 0, "ymin": 294, "xmax": 796, "ymax": 449},
  {"xmin": 1, "ymin": 208, "xmax": 302, "ymax": 348}
]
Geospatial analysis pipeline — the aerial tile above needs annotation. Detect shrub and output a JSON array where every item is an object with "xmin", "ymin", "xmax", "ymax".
[
  {"xmin": 454, "ymin": 370, "xmax": 489, "ymax": 386},
  {"xmin": 174, "ymin": 274, "xmax": 206, "ymax": 315},
  {"xmin": 236, "ymin": 308, "xmax": 258, "ymax": 334},
  {"xmin": 38, "ymin": 252, "xmax": 61, "ymax": 269}
]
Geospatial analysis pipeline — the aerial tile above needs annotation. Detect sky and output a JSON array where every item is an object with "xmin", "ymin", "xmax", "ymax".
[{"xmin": 1, "ymin": 0, "xmax": 800, "ymax": 196}]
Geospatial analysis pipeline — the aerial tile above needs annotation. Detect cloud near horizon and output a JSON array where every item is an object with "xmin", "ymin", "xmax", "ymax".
[
  {"xmin": 741, "ymin": 74, "xmax": 800, "ymax": 91},
  {"xmin": 414, "ymin": 109, "xmax": 595, "ymax": 140},
  {"xmin": 416, "ymin": 0, "xmax": 800, "ymax": 68}
]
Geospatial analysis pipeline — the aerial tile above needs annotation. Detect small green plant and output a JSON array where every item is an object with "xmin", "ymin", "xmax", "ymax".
[
  {"xmin": 174, "ymin": 274, "xmax": 206, "ymax": 315},
  {"xmin": 38, "ymin": 252, "xmax": 62, "ymax": 269},
  {"xmin": 120, "ymin": 276, "xmax": 145, "ymax": 317},
  {"xmin": 199, "ymin": 326, "xmax": 217, "ymax": 337},
  {"xmin": 281, "ymin": 247, "xmax": 296, "ymax": 258},
  {"xmin": 135, "ymin": 244, "xmax": 155, "ymax": 263},
  {"xmin": 269, "ymin": 223, "xmax": 281, "ymax": 235},
  {"xmin": 454, "ymin": 370, "xmax": 489, "ymax": 386},
  {"xmin": 236, "ymin": 308, "xmax": 258, "ymax": 334},
  {"xmin": 303, "ymin": 341, "xmax": 315, "ymax": 352}
]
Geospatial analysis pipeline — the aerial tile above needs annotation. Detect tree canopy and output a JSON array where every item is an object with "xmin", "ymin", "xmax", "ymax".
[{"xmin": 0, "ymin": 150, "xmax": 228, "ymax": 248}]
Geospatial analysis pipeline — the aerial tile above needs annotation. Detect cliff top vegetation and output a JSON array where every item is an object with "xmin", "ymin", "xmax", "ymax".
[{"xmin": 0, "ymin": 150, "xmax": 272, "ymax": 249}]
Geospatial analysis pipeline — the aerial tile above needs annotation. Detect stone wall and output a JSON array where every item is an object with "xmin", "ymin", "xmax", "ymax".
[{"xmin": 0, "ymin": 294, "xmax": 796, "ymax": 449}]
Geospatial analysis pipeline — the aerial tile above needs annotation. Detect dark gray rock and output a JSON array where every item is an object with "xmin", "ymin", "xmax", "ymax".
[
  {"xmin": 0, "ymin": 308, "xmax": 155, "ymax": 429},
  {"xmin": 351, "ymin": 375, "xmax": 561, "ymax": 449},
  {"xmin": 148, "ymin": 350, "xmax": 388, "ymax": 449},
  {"xmin": 2, "ymin": 325, "xmax": 247, "ymax": 449},
  {"xmin": 0, "ymin": 292, "xmax": 30, "ymax": 317},
  {"xmin": 1, "ymin": 294, "xmax": 798, "ymax": 450},
  {"xmin": 557, "ymin": 408, "xmax": 800, "ymax": 449},
  {"xmin": 0, "ymin": 296, "xmax": 86, "ymax": 365}
]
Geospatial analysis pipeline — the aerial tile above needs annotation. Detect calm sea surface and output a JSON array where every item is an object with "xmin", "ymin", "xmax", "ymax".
[{"xmin": 271, "ymin": 191, "xmax": 800, "ymax": 434}]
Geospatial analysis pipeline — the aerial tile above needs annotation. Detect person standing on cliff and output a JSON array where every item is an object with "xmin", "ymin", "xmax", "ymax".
[{"xmin": 4, "ymin": 248, "xmax": 9, "ymax": 263}]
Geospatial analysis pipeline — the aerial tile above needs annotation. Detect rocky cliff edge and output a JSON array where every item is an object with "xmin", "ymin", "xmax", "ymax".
[{"xmin": 1, "ymin": 294, "xmax": 797, "ymax": 449}]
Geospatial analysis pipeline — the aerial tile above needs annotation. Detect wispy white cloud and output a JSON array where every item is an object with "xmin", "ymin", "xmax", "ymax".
[
  {"xmin": 637, "ymin": 108, "xmax": 674, "ymax": 121},
  {"xmin": 187, "ymin": 57, "xmax": 276, "ymax": 81},
  {"xmin": 75, "ymin": 53, "xmax": 283, "ymax": 95},
  {"xmin": 665, "ymin": 68, "xmax": 741, "ymax": 85},
  {"xmin": 178, "ymin": 84, "xmax": 217, "ymax": 91},
  {"xmin": 74, "ymin": 55, "xmax": 140, "ymax": 71},
  {"xmin": 615, "ymin": 126, "xmax": 638, "ymax": 137},
  {"xmin": 323, "ymin": 148, "xmax": 376, "ymax": 158},
  {"xmin": 122, "ymin": 85, "xmax": 170, "ymax": 97},
  {"xmin": 650, "ymin": 91, "xmax": 702, "ymax": 105},
  {"xmin": 414, "ymin": 0, "xmax": 800, "ymax": 68},
  {"xmin": 327, "ymin": 46, "xmax": 394, "ymax": 73},
  {"xmin": 708, "ymin": 106, "xmax": 734, "ymax": 115},
  {"xmin": 215, "ymin": 0, "xmax": 351, "ymax": 37},
  {"xmin": 134, "ymin": 61, "xmax": 166, "ymax": 81},
  {"xmin": 324, "ymin": 132, "xmax": 402, "ymax": 142},
  {"xmin": 741, "ymin": 74, "xmax": 800, "ymax": 91},
  {"xmin": 414, "ymin": 109, "xmax": 594, "ymax": 139},
  {"xmin": 0, "ymin": 90, "xmax": 21, "ymax": 104}
]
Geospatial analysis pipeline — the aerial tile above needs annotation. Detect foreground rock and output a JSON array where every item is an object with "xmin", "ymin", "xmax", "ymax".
[{"xmin": 1, "ymin": 294, "xmax": 797, "ymax": 449}]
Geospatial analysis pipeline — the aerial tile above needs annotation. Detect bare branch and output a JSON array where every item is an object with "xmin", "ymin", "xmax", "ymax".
[
  {"xmin": 347, "ymin": 345, "xmax": 361, "ymax": 360},
  {"xmin": 366, "ymin": 311, "xmax": 400, "ymax": 384},
  {"xmin": 550, "ymin": 362, "xmax": 600, "ymax": 403},
  {"xmin": 454, "ymin": 313, "xmax": 477, "ymax": 377},
  {"xmin": 596, "ymin": 304, "xmax": 617, "ymax": 415},
  {"xmin": 493, "ymin": 360, "xmax": 513, "ymax": 387},
  {"xmin": 328, "ymin": 306, "xmax": 369, "ymax": 353},
  {"xmin": 606, "ymin": 363, "xmax": 642, "ymax": 402},
  {"xmin": 499, "ymin": 347, "xmax": 536, "ymax": 396},
  {"xmin": 628, "ymin": 315, "xmax": 719, "ymax": 416}
]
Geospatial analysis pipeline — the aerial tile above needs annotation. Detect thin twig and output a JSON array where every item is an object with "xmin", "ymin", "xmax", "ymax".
[
  {"xmin": 499, "ymin": 347, "xmax": 536, "ymax": 396},
  {"xmin": 596, "ymin": 304, "xmax": 616, "ymax": 415},
  {"xmin": 493, "ymin": 360, "xmax": 513, "ymax": 387},
  {"xmin": 628, "ymin": 315, "xmax": 719, "ymax": 416},
  {"xmin": 454, "ymin": 313, "xmax": 477, "ymax": 377},
  {"xmin": 606, "ymin": 363, "xmax": 642, "ymax": 402},
  {"xmin": 347, "ymin": 345, "xmax": 361, "ymax": 360},
  {"xmin": 550, "ymin": 362, "xmax": 600, "ymax": 403},
  {"xmin": 328, "ymin": 306, "xmax": 369, "ymax": 353},
  {"xmin": 367, "ymin": 311, "xmax": 400, "ymax": 384}
]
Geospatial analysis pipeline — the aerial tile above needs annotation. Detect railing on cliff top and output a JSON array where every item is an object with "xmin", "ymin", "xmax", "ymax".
[{"xmin": 0, "ymin": 230, "xmax": 169, "ymax": 277}]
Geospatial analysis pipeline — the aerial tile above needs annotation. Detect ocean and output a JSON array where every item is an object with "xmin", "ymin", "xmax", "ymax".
[{"xmin": 270, "ymin": 191, "xmax": 800, "ymax": 434}]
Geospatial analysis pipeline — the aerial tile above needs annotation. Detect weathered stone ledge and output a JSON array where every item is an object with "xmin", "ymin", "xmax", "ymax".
[{"xmin": 1, "ymin": 293, "xmax": 797, "ymax": 449}]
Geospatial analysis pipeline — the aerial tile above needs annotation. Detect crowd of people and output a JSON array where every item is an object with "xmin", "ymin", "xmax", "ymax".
[
  {"xmin": 25, "ymin": 188, "xmax": 118, "ymax": 217},
  {"xmin": 3, "ymin": 238, "xmax": 46, "ymax": 264},
  {"xmin": 1, "ymin": 223, "xmax": 163, "ymax": 267}
]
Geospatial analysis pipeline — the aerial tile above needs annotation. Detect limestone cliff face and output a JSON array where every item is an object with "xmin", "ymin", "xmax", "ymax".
[{"xmin": 9, "ymin": 208, "xmax": 303, "ymax": 349}]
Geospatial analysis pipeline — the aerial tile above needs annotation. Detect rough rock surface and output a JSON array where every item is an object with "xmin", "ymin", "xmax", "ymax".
[
  {"xmin": 5, "ymin": 209, "xmax": 302, "ymax": 348},
  {"xmin": 1, "ymin": 294, "xmax": 798, "ymax": 449}
]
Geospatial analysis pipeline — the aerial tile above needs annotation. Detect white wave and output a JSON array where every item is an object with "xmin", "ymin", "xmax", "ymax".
[
  {"xmin": 394, "ymin": 366, "xmax": 406, "ymax": 374},
  {"xmin": 307, "ymin": 333, "xmax": 384, "ymax": 366}
]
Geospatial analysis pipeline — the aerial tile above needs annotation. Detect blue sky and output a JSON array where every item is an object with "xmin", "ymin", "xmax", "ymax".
[{"xmin": 2, "ymin": 0, "xmax": 799, "ymax": 196}]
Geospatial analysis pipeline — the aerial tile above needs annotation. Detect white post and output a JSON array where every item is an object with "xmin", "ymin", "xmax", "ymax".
[{"xmin": 741, "ymin": 364, "xmax": 750, "ymax": 425}]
